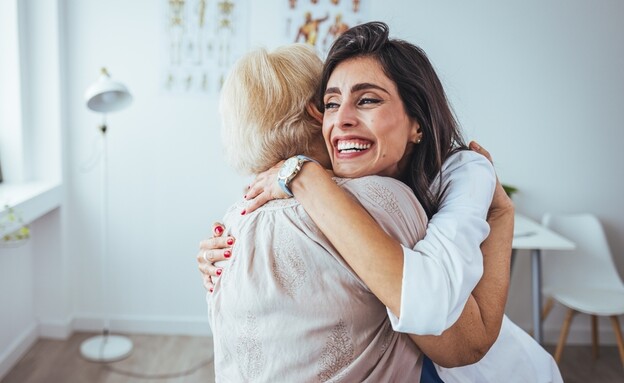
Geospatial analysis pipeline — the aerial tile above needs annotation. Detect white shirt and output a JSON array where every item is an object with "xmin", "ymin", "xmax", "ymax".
[
  {"xmin": 388, "ymin": 150, "xmax": 562, "ymax": 383},
  {"xmin": 389, "ymin": 150, "xmax": 495, "ymax": 334},
  {"xmin": 438, "ymin": 316, "xmax": 563, "ymax": 383}
]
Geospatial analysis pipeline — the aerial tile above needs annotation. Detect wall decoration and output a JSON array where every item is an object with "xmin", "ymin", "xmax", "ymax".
[
  {"xmin": 0, "ymin": 204, "xmax": 30, "ymax": 247},
  {"xmin": 284, "ymin": 0, "xmax": 370, "ymax": 57},
  {"xmin": 164, "ymin": 0, "xmax": 248, "ymax": 94}
]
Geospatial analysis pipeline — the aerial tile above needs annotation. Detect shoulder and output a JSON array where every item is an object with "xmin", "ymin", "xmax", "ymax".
[
  {"xmin": 335, "ymin": 176, "xmax": 419, "ymax": 206},
  {"xmin": 443, "ymin": 150, "xmax": 495, "ymax": 177},
  {"xmin": 336, "ymin": 175, "xmax": 413, "ymax": 194},
  {"xmin": 435, "ymin": 150, "xmax": 496, "ymax": 215},
  {"xmin": 336, "ymin": 175, "xmax": 426, "ymax": 221},
  {"xmin": 337, "ymin": 176, "xmax": 428, "ymax": 246},
  {"xmin": 222, "ymin": 198, "xmax": 302, "ymax": 228},
  {"xmin": 439, "ymin": 150, "xmax": 496, "ymax": 194}
]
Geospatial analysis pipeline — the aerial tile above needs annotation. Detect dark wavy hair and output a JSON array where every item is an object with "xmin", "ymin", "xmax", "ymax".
[{"xmin": 318, "ymin": 21, "xmax": 467, "ymax": 218}]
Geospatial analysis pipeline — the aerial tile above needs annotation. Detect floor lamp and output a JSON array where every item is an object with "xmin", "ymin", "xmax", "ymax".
[{"xmin": 81, "ymin": 67, "xmax": 134, "ymax": 362}]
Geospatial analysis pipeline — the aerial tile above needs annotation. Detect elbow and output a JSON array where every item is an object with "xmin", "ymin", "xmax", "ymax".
[
  {"xmin": 457, "ymin": 336, "xmax": 495, "ymax": 366},
  {"xmin": 462, "ymin": 343, "xmax": 491, "ymax": 366},
  {"xmin": 434, "ymin": 352, "xmax": 486, "ymax": 369},
  {"xmin": 433, "ymin": 341, "xmax": 491, "ymax": 368}
]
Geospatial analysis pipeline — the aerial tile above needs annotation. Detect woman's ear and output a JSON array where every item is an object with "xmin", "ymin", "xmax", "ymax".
[
  {"xmin": 409, "ymin": 122, "xmax": 423, "ymax": 144},
  {"xmin": 306, "ymin": 102, "xmax": 323, "ymax": 124}
]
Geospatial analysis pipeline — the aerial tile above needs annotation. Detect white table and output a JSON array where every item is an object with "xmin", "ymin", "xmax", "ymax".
[{"xmin": 512, "ymin": 214, "xmax": 575, "ymax": 343}]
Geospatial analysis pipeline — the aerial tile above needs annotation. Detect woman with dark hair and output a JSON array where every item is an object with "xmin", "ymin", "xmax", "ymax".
[
  {"xmin": 318, "ymin": 22, "xmax": 466, "ymax": 219},
  {"xmin": 202, "ymin": 22, "xmax": 562, "ymax": 382}
]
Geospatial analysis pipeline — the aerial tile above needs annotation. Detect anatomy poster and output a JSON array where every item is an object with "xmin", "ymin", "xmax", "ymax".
[
  {"xmin": 163, "ymin": 0, "xmax": 249, "ymax": 94},
  {"xmin": 285, "ymin": 0, "xmax": 370, "ymax": 57}
]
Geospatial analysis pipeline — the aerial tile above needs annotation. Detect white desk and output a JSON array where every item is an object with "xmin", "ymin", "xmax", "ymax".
[{"xmin": 512, "ymin": 214, "xmax": 575, "ymax": 343}]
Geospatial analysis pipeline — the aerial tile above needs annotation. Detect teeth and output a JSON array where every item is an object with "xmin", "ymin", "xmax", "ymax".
[{"xmin": 337, "ymin": 140, "xmax": 371, "ymax": 153}]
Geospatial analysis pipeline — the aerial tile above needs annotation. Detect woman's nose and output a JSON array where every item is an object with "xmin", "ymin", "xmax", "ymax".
[{"xmin": 335, "ymin": 103, "xmax": 357, "ymax": 128}]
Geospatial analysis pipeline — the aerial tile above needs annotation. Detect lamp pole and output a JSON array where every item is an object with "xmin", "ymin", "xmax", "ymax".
[
  {"xmin": 80, "ymin": 69, "xmax": 133, "ymax": 362},
  {"xmin": 100, "ymin": 116, "xmax": 109, "ymax": 336}
]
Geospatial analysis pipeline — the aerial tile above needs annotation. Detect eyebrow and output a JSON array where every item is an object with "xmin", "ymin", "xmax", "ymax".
[{"xmin": 324, "ymin": 82, "xmax": 390, "ymax": 96}]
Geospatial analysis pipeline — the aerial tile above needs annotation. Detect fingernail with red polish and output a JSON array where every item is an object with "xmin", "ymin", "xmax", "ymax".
[
  {"xmin": 216, "ymin": 268, "xmax": 223, "ymax": 276},
  {"xmin": 226, "ymin": 238, "xmax": 234, "ymax": 245},
  {"xmin": 241, "ymin": 209, "xmax": 246, "ymax": 215},
  {"xmin": 209, "ymin": 287, "xmax": 214, "ymax": 293},
  {"xmin": 214, "ymin": 226, "xmax": 224, "ymax": 235},
  {"xmin": 224, "ymin": 250, "xmax": 231, "ymax": 258}
]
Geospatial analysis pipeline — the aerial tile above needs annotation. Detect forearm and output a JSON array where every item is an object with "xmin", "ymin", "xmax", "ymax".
[
  {"xmin": 413, "ymin": 201, "xmax": 514, "ymax": 367},
  {"xmin": 410, "ymin": 296, "xmax": 487, "ymax": 367},
  {"xmin": 290, "ymin": 162, "xmax": 404, "ymax": 316},
  {"xmin": 471, "ymin": 201, "xmax": 514, "ymax": 345}
]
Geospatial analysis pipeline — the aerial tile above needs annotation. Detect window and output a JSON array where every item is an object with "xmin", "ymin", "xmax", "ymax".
[
  {"xmin": 0, "ymin": 0, "xmax": 62, "ymax": 227},
  {"xmin": 0, "ymin": 0, "xmax": 24, "ymax": 184}
]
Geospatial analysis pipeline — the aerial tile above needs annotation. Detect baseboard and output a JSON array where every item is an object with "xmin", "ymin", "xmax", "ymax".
[
  {"xmin": 71, "ymin": 314, "xmax": 213, "ymax": 336},
  {"xmin": 0, "ymin": 322, "xmax": 38, "ymax": 381},
  {"xmin": 38, "ymin": 317, "xmax": 74, "ymax": 339}
]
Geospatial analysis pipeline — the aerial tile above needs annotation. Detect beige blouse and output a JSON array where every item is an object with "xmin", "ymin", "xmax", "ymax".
[{"xmin": 208, "ymin": 175, "xmax": 428, "ymax": 382}]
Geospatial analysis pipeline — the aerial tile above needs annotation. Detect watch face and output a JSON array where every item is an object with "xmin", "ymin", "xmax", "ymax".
[{"xmin": 278, "ymin": 157, "xmax": 299, "ymax": 179}]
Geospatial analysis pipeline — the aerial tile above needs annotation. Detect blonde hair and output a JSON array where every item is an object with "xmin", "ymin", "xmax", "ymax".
[{"xmin": 220, "ymin": 44, "xmax": 323, "ymax": 174}]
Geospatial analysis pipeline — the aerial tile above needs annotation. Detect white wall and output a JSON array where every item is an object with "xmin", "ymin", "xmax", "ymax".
[
  {"xmin": 2, "ymin": 2, "xmax": 624, "ymax": 375},
  {"xmin": 370, "ymin": 1, "xmax": 624, "ymax": 341},
  {"xmin": 63, "ymin": 0, "xmax": 624, "ymax": 343},
  {"xmin": 63, "ymin": 0, "xmax": 241, "ymax": 334}
]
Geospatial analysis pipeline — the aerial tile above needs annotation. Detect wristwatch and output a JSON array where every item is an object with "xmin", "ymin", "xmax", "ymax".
[{"xmin": 277, "ymin": 155, "xmax": 319, "ymax": 197}]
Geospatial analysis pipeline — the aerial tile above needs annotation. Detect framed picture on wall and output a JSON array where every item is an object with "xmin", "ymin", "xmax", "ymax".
[{"xmin": 284, "ymin": 0, "xmax": 370, "ymax": 58}]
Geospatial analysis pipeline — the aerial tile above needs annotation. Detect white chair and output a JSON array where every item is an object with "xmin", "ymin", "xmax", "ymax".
[{"xmin": 541, "ymin": 213, "xmax": 624, "ymax": 367}]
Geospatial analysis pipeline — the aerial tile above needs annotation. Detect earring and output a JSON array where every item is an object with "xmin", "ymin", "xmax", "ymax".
[{"xmin": 416, "ymin": 138, "xmax": 422, "ymax": 144}]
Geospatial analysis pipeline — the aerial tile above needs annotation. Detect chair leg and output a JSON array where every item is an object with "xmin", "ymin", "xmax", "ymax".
[
  {"xmin": 542, "ymin": 297, "xmax": 555, "ymax": 321},
  {"xmin": 609, "ymin": 316, "xmax": 624, "ymax": 368},
  {"xmin": 554, "ymin": 308, "xmax": 576, "ymax": 364},
  {"xmin": 591, "ymin": 315, "xmax": 599, "ymax": 359}
]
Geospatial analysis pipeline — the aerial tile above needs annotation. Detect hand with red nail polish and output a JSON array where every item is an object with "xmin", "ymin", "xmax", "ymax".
[
  {"xmin": 214, "ymin": 225, "xmax": 224, "ymax": 235},
  {"xmin": 197, "ymin": 222, "xmax": 236, "ymax": 292}
]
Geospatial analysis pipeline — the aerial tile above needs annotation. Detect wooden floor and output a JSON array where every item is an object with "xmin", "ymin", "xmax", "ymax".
[
  {"xmin": 2, "ymin": 333, "xmax": 623, "ymax": 382},
  {"xmin": 544, "ymin": 345, "xmax": 623, "ymax": 383},
  {"xmin": 1, "ymin": 333, "xmax": 215, "ymax": 383}
]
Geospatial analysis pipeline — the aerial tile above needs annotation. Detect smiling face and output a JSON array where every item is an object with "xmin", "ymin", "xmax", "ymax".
[{"xmin": 322, "ymin": 56, "xmax": 422, "ymax": 179}]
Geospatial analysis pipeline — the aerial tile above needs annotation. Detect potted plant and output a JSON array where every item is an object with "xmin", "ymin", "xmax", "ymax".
[{"xmin": 502, "ymin": 184, "xmax": 518, "ymax": 199}]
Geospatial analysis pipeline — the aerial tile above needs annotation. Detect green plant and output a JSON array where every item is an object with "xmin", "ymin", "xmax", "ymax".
[
  {"xmin": 1, "ymin": 204, "xmax": 30, "ymax": 245},
  {"xmin": 502, "ymin": 184, "xmax": 518, "ymax": 198}
]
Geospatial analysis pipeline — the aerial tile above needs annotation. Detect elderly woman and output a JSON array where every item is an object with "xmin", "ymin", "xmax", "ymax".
[{"xmin": 211, "ymin": 43, "xmax": 424, "ymax": 381}]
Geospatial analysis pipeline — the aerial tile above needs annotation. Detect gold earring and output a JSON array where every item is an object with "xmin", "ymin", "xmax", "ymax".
[{"xmin": 416, "ymin": 138, "xmax": 422, "ymax": 144}]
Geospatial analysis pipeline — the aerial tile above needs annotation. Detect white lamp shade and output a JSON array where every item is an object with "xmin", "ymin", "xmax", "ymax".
[{"xmin": 84, "ymin": 69, "xmax": 132, "ymax": 113}]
